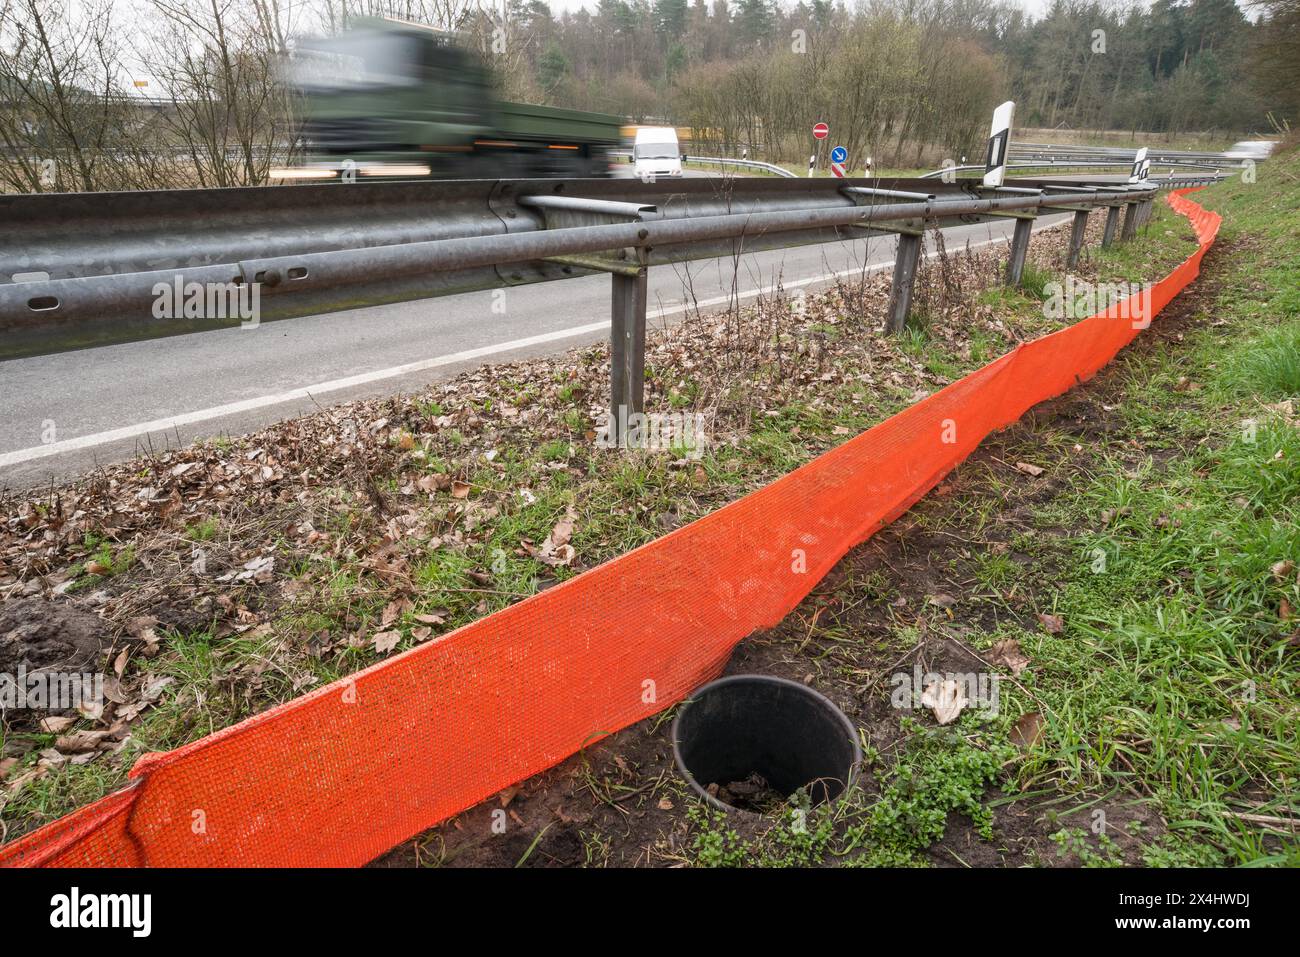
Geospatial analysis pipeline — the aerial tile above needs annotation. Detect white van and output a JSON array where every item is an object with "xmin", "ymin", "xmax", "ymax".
[{"xmin": 633, "ymin": 127, "xmax": 683, "ymax": 179}]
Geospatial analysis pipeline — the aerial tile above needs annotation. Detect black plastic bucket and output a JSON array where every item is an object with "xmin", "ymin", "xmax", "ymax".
[{"xmin": 671, "ymin": 675, "xmax": 861, "ymax": 814}]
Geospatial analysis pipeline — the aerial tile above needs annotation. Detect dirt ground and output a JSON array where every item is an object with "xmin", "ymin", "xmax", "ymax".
[{"xmin": 372, "ymin": 240, "xmax": 1222, "ymax": 869}]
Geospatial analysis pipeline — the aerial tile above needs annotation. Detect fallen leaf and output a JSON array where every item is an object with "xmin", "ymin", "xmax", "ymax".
[
  {"xmin": 381, "ymin": 600, "xmax": 401, "ymax": 627},
  {"xmin": 548, "ymin": 514, "xmax": 574, "ymax": 549},
  {"xmin": 39, "ymin": 716, "xmax": 77, "ymax": 734},
  {"xmin": 140, "ymin": 676, "xmax": 175, "ymax": 703},
  {"xmin": 450, "ymin": 481, "xmax": 471, "ymax": 499},
  {"xmin": 372, "ymin": 630, "xmax": 402, "ymax": 654},
  {"xmin": 4, "ymin": 765, "xmax": 49, "ymax": 795},
  {"xmin": 102, "ymin": 676, "xmax": 128, "ymax": 704},
  {"xmin": 989, "ymin": 638, "xmax": 1031, "ymax": 676},
  {"xmin": 54, "ymin": 730, "xmax": 110, "ymax": 753},
  {"xmin": 1010, "ymin": 712, "xmax": 1045, "ymax": 749},
  {"xmin": 127, "ymin": 616, "xmax": 161, "ymax": 643},
  {"xmin": 920, "ymin": 678, "xmax": 967, "ymax": 725},
  {"xmin": 1014, "ymin": 462, "xmax": 1045, "ymax": 477},
  {"xmin": 1037, "ymin": 612, "xmax": 1065, "ymax": 634},
  {"xmin": 535, "ymin": 508, "xmax": 578, "ymax": 567},
  {"xmin": 218, "ymin": 555, "xmax": 274, "ymax": 583}
]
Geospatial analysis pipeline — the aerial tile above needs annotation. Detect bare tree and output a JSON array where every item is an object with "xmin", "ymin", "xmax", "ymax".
[
  {"xmin": 0, "ymin": 0, "xmax": 134, "ymax": 191},
  {"xmin": 318, "ymin": 0, "xmax": 480, "ymax": 34},
  {"xmin": 134, "ymin": 0, "xmax": 299, "ymax": 187}
]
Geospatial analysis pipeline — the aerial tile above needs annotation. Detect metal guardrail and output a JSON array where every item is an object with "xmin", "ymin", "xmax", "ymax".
[
  {"xmin": 0, "ymin": 167, "xmax": 1222, "ymax": 442},
  {"xmin": 923, "ymin": 160, "xmax": 1223, "ymax": 179},
  {"xmin": 1009, "ymin": 142, "xmax": 1254, "ymax": 167},
  {"xmin": 682, "ymin": 156, "xmax": 797, "ymax": 178}
]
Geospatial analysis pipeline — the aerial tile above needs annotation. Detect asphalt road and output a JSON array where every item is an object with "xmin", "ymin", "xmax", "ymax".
[{"xmin": 0, "ymin": 207, "xmax": 1069, "ymax": 488}]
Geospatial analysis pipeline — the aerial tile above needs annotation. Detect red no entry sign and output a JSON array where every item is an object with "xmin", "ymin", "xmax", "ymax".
[{"xmin": 812, "ymin": 122, "xmax": 829, "ymax": 140}]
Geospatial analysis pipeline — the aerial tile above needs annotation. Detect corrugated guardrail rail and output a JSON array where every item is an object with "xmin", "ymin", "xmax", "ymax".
[{"xmin": 0, "ymin": 167, "xmax": 1223, "ymax": 442}]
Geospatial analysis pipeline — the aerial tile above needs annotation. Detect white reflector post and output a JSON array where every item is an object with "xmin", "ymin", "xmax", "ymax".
[
  {"xmin": 1129, "ymin": 146, "xmax": 1149, "ymax": 184},
  {"xmin": 982, "ymin": 101, "xmax": 1016, "ymax": 188}
]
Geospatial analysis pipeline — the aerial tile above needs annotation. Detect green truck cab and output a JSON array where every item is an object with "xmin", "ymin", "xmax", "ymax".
[{"xmin": 288, "ymin": 18, "xmax": 622, "ymax": 179}]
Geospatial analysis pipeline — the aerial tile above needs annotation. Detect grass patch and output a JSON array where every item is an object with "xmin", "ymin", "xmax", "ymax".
[{"xmin": 1224, "ymin": 323, "xmax": 1300, "ymax": 399}]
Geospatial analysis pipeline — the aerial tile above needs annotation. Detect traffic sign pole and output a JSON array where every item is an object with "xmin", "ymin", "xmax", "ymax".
[{"xmin": 811, "ymin": 123, "xmax": 829, "ymax": 176}]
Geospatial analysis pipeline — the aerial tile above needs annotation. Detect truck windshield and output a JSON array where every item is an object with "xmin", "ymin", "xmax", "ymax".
[
  {"xmin": 292, "ymin": 31, "xmax": 420, "ymax": 91},
  {"xmin": 635, "ymin": 142, "xmax": 678, "ymax": 160}
]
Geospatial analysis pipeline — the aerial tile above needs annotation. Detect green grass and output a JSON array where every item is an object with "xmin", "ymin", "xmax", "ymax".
[
  {"xmin": 969, "ymin": 156, "xmax": 1300, "ymax": 866},
  {"xmin": 1224, "ymin": 323, "xmax": 1300, "ymax": 399},
  {"xmin": 686, "ymin": 716, "xmax": 1018, "ymax": 868},
  {"xmin": 184, "ymin": 517, "xmax": 221, "ymax": 542},
  {"xmin": 1002, "ymin": 410, "xmax": 1300, "ymax": 864},
  {"xmin": 1016, "ymin": 260, "xmax": 1058, "ymax": 300}
]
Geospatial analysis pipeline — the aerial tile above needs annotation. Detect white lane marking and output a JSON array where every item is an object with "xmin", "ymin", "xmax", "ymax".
[{"xmin": 0, "ymin": 223, "xmax": 1058, "ymax": 469}]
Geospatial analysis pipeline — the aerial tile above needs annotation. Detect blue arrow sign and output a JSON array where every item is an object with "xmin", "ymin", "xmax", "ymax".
[{"xmin": 830, "ymin": 145, "xmax": 847, "ymax": 165}]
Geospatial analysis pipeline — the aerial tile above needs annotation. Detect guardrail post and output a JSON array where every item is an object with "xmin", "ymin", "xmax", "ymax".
[
  {"xmin": 609, "ymin": 268, "xmax": 648, "ymax": 447},
  {"xmin": 1139, "ymin": 199, "xmax": 1154, "ymax": 229},
  {"xmin": 886, "ymin": 231, "xmax": 923, "ymax": 334},
  {"xmin": 1005, "ymin": 215, "xmax": 1034, "ymax": 286},
  {"xmin": 1121, "ymin": 201, "xmax": 1139, "ymax": 241},
  {"xmin": 1101, "ymin": 205, "xmax": 1122, "ymax": 247},
  {"xmin": 1066, "ymin": 209, "xmax": 1090, "ymax": 270}
]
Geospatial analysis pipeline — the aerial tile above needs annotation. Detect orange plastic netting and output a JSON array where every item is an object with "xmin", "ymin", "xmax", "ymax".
[{"xmin": 0, "ymin": 190, "xmax": 1220, "ymax": 868}]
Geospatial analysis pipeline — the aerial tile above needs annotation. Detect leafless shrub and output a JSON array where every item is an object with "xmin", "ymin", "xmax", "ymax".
[
  {"xmin": 0, "ymin": 0, "xmax": 136, "ymax": 191},
  {"xmin": 135, "ymin": 0, "xmax": 300, "ymax": 188}
]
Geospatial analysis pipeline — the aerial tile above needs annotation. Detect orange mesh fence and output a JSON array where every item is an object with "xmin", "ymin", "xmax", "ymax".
[{"xmin": 0, "ymin": 190, "xmax": 1220, "ymax": 868}]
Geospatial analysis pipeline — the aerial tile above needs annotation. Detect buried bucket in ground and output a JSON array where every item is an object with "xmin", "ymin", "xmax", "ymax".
[{"xmin": 671, "ymin": 674, "xmax": 861, "ymax": 815}]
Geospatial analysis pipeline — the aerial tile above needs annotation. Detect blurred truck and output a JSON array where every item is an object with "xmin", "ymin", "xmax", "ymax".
[{"xmin": 282, "ymin": 18, "xmax": 623, "ymax": 180}]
